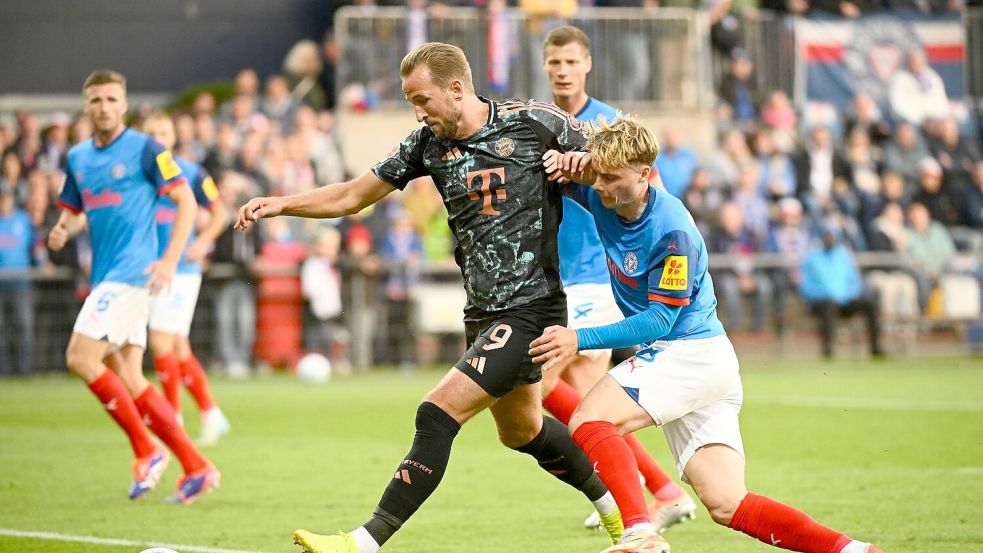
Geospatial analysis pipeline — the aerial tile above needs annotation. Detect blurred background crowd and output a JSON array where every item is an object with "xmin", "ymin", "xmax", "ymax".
[{"xmin": 1, "ymin": 0, "xmax": 982, "ymax": 377}]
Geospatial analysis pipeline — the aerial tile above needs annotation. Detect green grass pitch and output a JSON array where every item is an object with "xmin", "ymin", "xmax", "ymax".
[{"xmin": 1, "ymin": 356, "xmax": 981, "ymax": 552}]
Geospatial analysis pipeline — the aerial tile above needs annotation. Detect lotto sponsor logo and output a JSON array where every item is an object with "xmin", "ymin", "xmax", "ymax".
[
  {"xmin": 81, "ymin": 189, "xmax": 122, "ymax": 210},
  {"xmin": 606, "ymin": 256, "xmax": 638, "ymax": 288},
  {"xmin": 659, "ymin": 256, "xmax": 688, "ymax": 291},
  {"xmin": 155, "ymin": 150, "xmax": 181, "ymax": 181}
]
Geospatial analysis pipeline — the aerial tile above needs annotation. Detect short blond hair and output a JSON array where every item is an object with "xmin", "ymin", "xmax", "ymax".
[
  {"xmin": 587, "ymin": 117, "xmax": 659, "ymax": 172},
  {"xmin": 83, "ymin": 69, "xmax": 126, "ymax": 93},
  {"xmin": 400, "ymin": 42, "xmax": 473, "ymax": 91},
  {"xmin": 141, "ymin": 111, "xmax": 174, "ymax": 133}
]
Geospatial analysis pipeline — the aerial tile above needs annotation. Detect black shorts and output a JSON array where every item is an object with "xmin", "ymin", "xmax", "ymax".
[{"xmin": 454, "ymin": 295, "xmax": 567, "ymax": 398}]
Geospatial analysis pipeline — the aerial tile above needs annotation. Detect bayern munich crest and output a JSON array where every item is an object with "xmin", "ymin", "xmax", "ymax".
[
  {"xmin": 494, "ymin": 137, "xmax": 514, "ymax": 157},
  {"xmin": 623, "ymin": 251, "xmax": 638, "ymax": 274}
]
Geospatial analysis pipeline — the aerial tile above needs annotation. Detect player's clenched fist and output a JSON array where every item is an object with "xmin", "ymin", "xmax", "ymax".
[
  {"xmin": 48, "ymin": 222, "xmax": 69, "ymax": 251},
  {"xmin": 235, "ymin": 196, "xmax": 284, "ymax": 230}
]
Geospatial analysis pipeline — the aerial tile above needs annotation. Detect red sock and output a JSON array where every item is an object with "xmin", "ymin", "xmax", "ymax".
[
  {"xmin": 87, "ymin": 370, "xmax": 156, "ymax": 458},
  {"xmin": 154, "ymin": 353, "xmax": 182, "ymax": 411},
  {"xmin": 623, "ymin": 434, "xmax": 678, "ymax": 498},
  {"xmin": 134, "ymin": 386, "xmax": 208, "ymax": 474},
  {"xmin": 728, "ymin": 493, "xmax": 852, "ymax": 552},
  {"xmin": 573, "ymin": 421, "xmax": 650, "ymax": 528},
  {"xmin": 543, "ymin": 379, "xmax": 581, "ymax": 424},
  {"xmin": 179, "ymin": 353, "xmax": 216, "ymax": 412}
]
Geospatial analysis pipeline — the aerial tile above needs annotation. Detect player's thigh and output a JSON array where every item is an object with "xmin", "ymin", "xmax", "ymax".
[
  {"xmin": 561, "ymin": 352, "xmax": 611, "ymax": 395},
  {"xmin": 424, "ymin": 368, "xmax": 497, "ymax": 426},
  {"xmin": 489, "ymin": 380, "xmax": 544, "ymax": 447},
  {"xmin": 682, "ymin": 444, "xmax": 747, "ymax": 525},
  {"xmin": 65, "ymin": 332, "xmax": 112, "ymax": 382},
  {"xmin": 148, "ymin": 329, "xmax": 177, "ymax": 356},
  {"xmin": 571, "ymin": 374, "xmax": 655, "ymax": 434},
  {"xmin": 149, "ymin": 273, "xmax": 201, "ymax": 339},
  {"xmin": 453, "ymin": 313, "xmax": 549, "ymax": 400},
  {"xmin": 608, "ymin": 335, "xmax": 741, "ymax": 428}
]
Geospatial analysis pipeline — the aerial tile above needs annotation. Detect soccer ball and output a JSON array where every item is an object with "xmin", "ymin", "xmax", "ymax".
[
  {"xmin": 296, "ymin": 352, "xmax": 332, "ymax": 384},
  {"xmin": 139, "ymin": 548, "xmax": 179, "ymax": 553}
]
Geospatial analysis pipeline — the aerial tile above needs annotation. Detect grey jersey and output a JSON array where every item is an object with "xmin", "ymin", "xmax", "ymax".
[{"xmin": 372, "ymin": 97, "xmax": 590, "ymax": 313}]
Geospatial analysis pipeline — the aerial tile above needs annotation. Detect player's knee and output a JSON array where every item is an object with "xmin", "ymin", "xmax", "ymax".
[
  {"xmin": 65, "ymin": 347, "xmax": 98, "ymax": 380},
  {"xmin": 415, "ymin": 401, "xmax": 461, "ymax": 442},
  {"xmin": 698, "ymin": 488, "xmax": 744, "ymax": 526},
  {"xmin": 498, "ymin": 420, "xmax": 540, "ymax": 449}
]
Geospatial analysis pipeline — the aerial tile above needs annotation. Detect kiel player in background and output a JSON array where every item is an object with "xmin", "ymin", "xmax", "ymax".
[
  {"xmin": 49, "ymin": 69, "xmax": 220, "ymax": 504},
  {"xmin": 531, "ymin": 117, "xmax": 883, "ymax": 553},
  {"xmin": 236, "ymin": 42, "xmax": 623, "ymax": 553},
  {"xmin": 143, "ymin": 112, "xmax": 231, "ymax": 446}
]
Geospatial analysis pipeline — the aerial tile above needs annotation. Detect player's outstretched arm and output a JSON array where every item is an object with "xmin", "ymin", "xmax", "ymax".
[
  {"xmin": 235, "ymin": 170, "xmax": 396, "ymax": 230},
  {"xmin": 542, "ymin": 150, "xmax": 595, "ymax": 185},
  {"xmin": 47, "ymin": 209, "xmax": 87, "ymax": 252}
]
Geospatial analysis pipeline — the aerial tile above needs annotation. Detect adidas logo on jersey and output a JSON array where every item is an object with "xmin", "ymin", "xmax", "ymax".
[{"xmin": 466, "ymin": 356, "xmax": 486, "ymax": 374}]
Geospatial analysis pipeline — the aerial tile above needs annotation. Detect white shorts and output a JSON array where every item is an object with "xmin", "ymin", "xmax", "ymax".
[
  {"xmin": 73, "ymin": 282, "xmax": 151, "ymax": 349},
  {"xmin": 149, "ymin": 273, "xmax": 203, "ymax": 336},
  {"xmin": 608, "ymin": 334, "xmax": 745, "ymax": 480},
  {"xmin": 566, "ymin": 283, "xmax": 624, "ymax": 361}
]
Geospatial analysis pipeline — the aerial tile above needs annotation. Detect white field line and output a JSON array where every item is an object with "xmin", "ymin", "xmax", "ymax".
[
  {"xmin": 747, "ymin": 395, "xmax": 983, "ymax": 412},
  {"xmin": 0, "ymin": 528, "xmax": 274, "ymax": 553}
]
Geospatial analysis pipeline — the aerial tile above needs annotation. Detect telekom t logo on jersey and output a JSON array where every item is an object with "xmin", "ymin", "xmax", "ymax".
[{"xmin": 467, "ymin": 167, "xmax": 506, "ymax": 216}]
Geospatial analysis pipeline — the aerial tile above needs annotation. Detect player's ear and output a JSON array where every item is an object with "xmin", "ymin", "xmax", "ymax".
[
  {"xmin": 639, "ymin": 165, "xmax": 651, "ymax": 183},
  {"xmin": 585, "ymin": 55, "xmax": 592, "ymax": 74},
  {"xmin": 450, "ymin": 79, "xmax": 464, "ymax": 100}
]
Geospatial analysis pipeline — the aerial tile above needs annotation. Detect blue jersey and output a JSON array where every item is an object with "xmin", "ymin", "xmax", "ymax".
[
  {"xmin": 59, "ymin": 129, "xmax": 188, "ymax": 287},
  {"xmin": 565, "ymin": 184, "xmax": 724, "ymax": 342},
  {"xmin": 0, "ymin": 209, "xmax": 34, "ymax": 288},
  {"xmin": 558, "ymin": 97, "xmax": 620, "ymax": 287},
  {"xmin": 156, "ymin": 157, "xmax": 218, "ymax": 274}
]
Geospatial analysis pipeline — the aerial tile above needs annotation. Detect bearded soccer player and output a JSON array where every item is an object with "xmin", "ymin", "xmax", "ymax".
[
  {"xmin": 236, "ymin": 42, "xmax": 622, "ymax": 552},
  {"xmin": 531, "ymin": 118, "xmax": 883, "ymax": 553},
  {"xmin": 49, "ymin": 69, "xmax": 220, "ymax": 504},
  {"xmin": 143, "ymin": 112, "xmax": 231, "ymax": 445},
  {"xmin": 540, "ymin": 25, "xmax": 696, "ymax": 534}
]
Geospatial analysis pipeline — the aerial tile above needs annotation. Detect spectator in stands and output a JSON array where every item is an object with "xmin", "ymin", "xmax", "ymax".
[
  {"xmin": 866, "ymin": 202, "xmax": 920, "ymax": 322},
  {"xmin": 709, "ymin": 202, "xmax": 772, "ymax": 331},
  {"xmin": 753, "ymin": 127, "xmax": 796, "ymax": 200},
  {"xmin": 12, "ymin": 110, "xmax": 42, "ymax": 171},
  {"xmin": 717, "ymin": 48, "xmax": 759, "ymax": 129},
  {"xmin": 733, "ymin": 163, "xmax": 772, "ymax": 244},
  {"xmin": 861, "ymin": 171, "xmax": 910, "ymax": 238},
  {"xmin": 284, "ymin": 40, "xmax": 328, "ymax": 111},
  {"xmin": 799, "ymin": 224, "xmax": 884, "ymax": 358},
  {"xmin": 225, "ymin": 93, "xmax": 259, "ymax": 144},
  {"xmin": 655, "ymin": 126, "xmax": 698, "ymax": 198},
  {"xmin": 379, "ymin": 208, "xmax": 423, "ymax": 370},
  {"xmin": 301, "ymin": 226, "xmax": 350, "ymax": 372},
  {"xmin": 761, "ymin": 90, "xmax": 797, "ymax": 152},
  {"xmin": 0, "ymin": 182, "xmax": 36, "ymax": 375},
  {"xmin": 194, "ymin": 111, "xmax": 216, "ymax": 152},
  {"xmin": 883, "ymin": 122, "xmax": 931, "ymax": 193},
  {"xmin": 70, "ymin": 114, "xmax": 92, "ymax": 145},
  {"xmin": 904, "ymin": 201, "xmax": 957, "ymax": 310},
  {"xmin": 844, "ymin": 127, "xmax": 882, "ymax": 199},
  {"xmin": 889, "ymin": 49, "xmax": 949, "ymax": 126},
  {"xmin": 261, "ymin": 74, "xmax": 301, "ymax": 134},
  {"xmin": 931, "ymin": 117, "xmax": 981, "ymax": 195},
  {"xmin": 913, "ymin": 157, "xmax": 964, "ymax": 226},
  {"xmin": 235, "ymin": 133, "xmax": 272, "ymax": 194},
  {"xmin": 320, "ymin": 31, "xmax": 339, "ymax": 112},
  {"xmin": 682, "ymin": 167, "xmax": 727, "ymax": 237},
  {"xmin": 24, "ymin": 170, "xmax": 49, "ymax": 228},
  {"xmin": 283, "ymin": 132, "xmax": 318, "ymax": 197},
  {"xmin": 220, "ymin": 69, "xmax": 260, "ymax": 121},
  {"xmin": 173, "ymin": 112, "xmax": 205, "ymax": 163},
  {"xmin": 704, "ymin": 128, "xmax": 753, "ymax": 191},
  {"xmin": 767, "ymin": 197, "xmax": 811, "ymax": 334},
  {"xmin": 211, "ymin": 172, "xmax": 262, "ymax": 378},
  {"xmin": 203, "ymin": 123, "xmax": 239, "ymax": 178},
  {"xmin": 40, "ymin": 112, "xmax": 71, "ymax": 171},
  {"xmin": 298, "ymin": 107, "xmax": 346, "ymax": 184},
  {"xmin": 809, "ymin": 0, "xmax": 872, "ymax": 17},
  {"xmin": 968, "ymin": 161, "xmax": 983, "ymax": 228},
  {"xmin": 192, "ymin": 91, "xmax": 217, "ymax": 118},
  {"xmin": 843, "ymin": 92, "xmax": 892, "ymax": 148},
  {"xmin": 796, "ymin": 125, "xmax": 850, "ymax": 218}
]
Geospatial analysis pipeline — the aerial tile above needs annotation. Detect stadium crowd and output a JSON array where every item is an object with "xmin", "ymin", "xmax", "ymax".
[{"xmin": 1, "ymin": 3, "xmax": 982, "ymax": 376}]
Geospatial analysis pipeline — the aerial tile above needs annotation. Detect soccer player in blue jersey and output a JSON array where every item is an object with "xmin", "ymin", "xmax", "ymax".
[
  {"xmin": 48, "ymin": 70, "xmax": 220, "ymax": 504},
  {"xmin": 143, "ymin": 112, "xmax": 231, "ymax": 445},
  {"xmin": 532, "ymin": 118, "xmax": 882, "ymax": 553},
  {"xmin": 540, "ymin": 26, "xmax": 696, "ymax": 534}
]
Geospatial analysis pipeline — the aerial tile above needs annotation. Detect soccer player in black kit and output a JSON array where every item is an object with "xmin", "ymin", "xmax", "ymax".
[{"xmin": 235, "ymin": 42, "xmax": 623, "ymax": 553}]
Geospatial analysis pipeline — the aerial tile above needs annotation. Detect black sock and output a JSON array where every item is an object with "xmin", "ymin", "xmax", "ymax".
[
  {"xmin": 363, "ymin": 401, "xmax": 460, "ymax": 546},
  {"xmin": 514, "ymin": 415, "xmax": 608, "ymax": 502}
]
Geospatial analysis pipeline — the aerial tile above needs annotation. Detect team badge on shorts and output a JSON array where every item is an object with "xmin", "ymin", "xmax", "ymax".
[
  {"xmin": 623, "ymin": 251, "xmax": 639, "ymax": 274},
  {"xmin": 659, "ymin": 256, "xmax": 688, "ymax": 290},
  {"xmin": 495, "ymin": 137, "xmax": 515, "ymax": 157}
]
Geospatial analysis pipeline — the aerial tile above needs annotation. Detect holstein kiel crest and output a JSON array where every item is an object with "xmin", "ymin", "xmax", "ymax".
[
  {"xmin": 495, "ymin": 137, "xmax": 514, "ymax": 157},
  {"xmin": 623, "ymin": 251, "xmax": 639, "ymax": 274}
]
